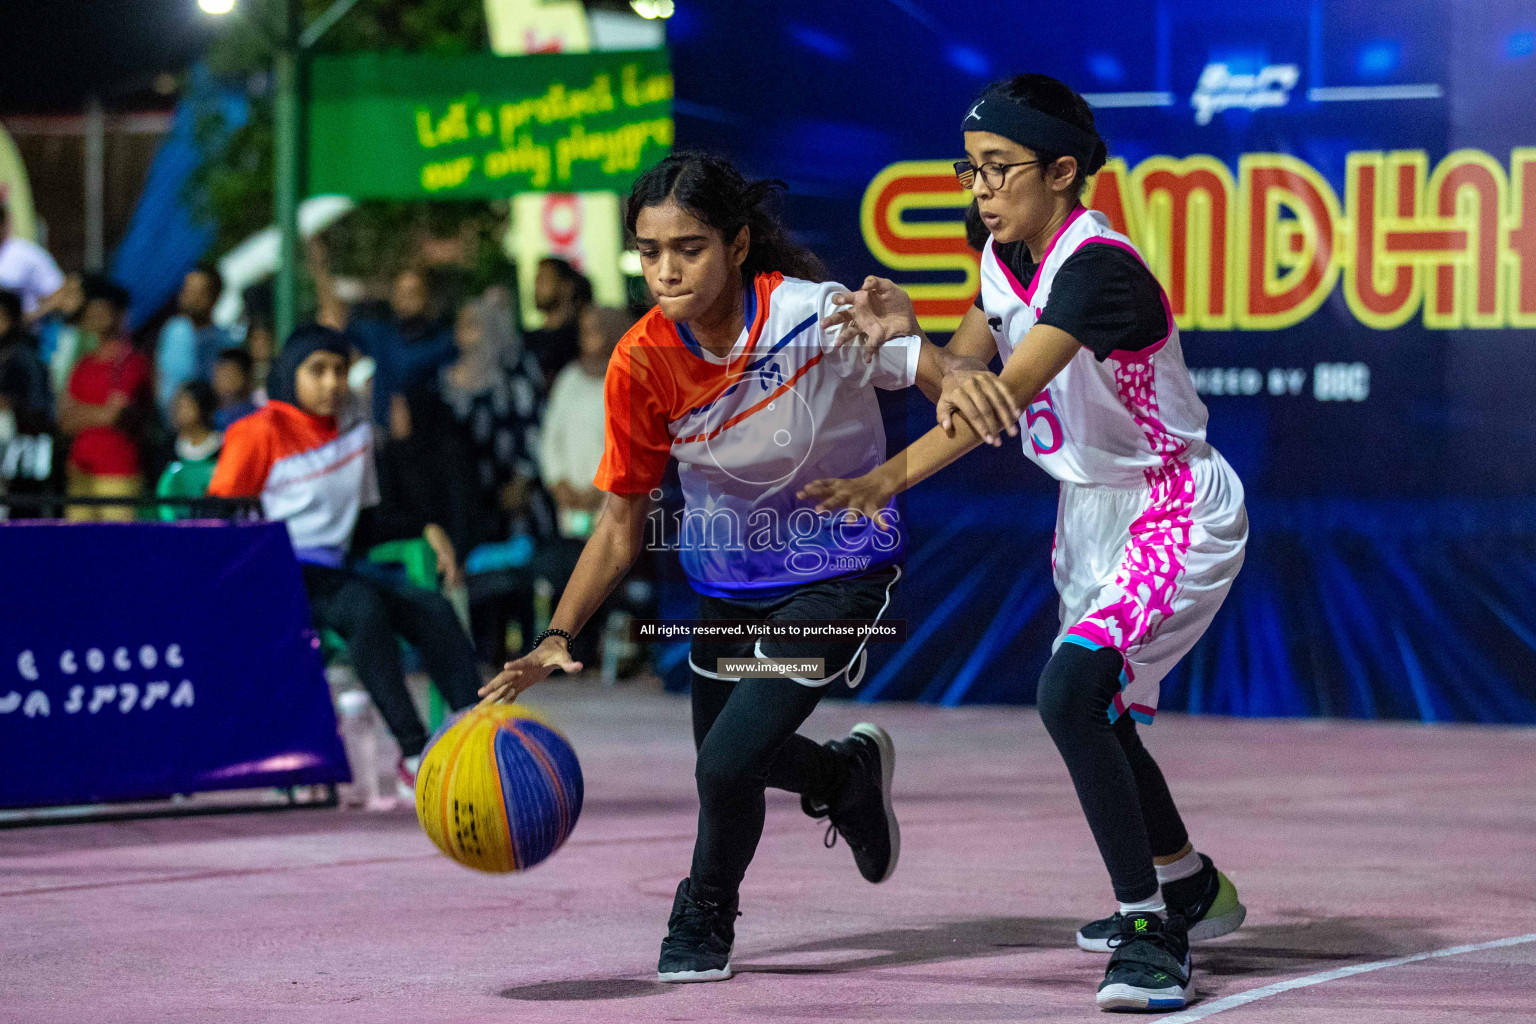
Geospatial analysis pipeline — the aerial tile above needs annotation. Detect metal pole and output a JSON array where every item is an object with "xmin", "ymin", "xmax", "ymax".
[
  {"xmin": 273, "ymin": 0, "xmax": 302, "ymax": 344},
  {"xmin": 83, "ymin": 95, "xmax": 105, "ymax": 271}
]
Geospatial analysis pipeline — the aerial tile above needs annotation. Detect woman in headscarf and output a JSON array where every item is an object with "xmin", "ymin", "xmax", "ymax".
[
  {"xmin": 438, "ymin": 288, "xmax": 551, "ymax": 541},
  {"xmin": 208, "ymin": 324, "xmax": 484, "ymax": 799}
]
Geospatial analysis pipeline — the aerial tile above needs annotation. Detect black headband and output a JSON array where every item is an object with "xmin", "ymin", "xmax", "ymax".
[{"xmin": 962, "ymin": 93, "xmax": 1100, "ymax": 168}]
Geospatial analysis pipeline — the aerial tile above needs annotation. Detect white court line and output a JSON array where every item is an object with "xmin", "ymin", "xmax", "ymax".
[{"xmin": 1160, "ymin": 932, "xmax": 1536, "ymax": 1023}]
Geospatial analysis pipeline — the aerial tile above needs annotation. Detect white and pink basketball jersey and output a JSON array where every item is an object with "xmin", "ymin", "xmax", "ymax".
[{"xmin": 978, "ymin": 206, "xmax": 1211, "ymax": 489}]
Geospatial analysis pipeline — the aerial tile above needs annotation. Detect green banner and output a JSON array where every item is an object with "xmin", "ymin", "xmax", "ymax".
[{"xmin": 307, "ymin": 49, "xmax": 673, "ymax": 199}]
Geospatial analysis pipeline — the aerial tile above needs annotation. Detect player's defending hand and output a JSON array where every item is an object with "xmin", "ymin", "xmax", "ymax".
[
  {"xmin": 477, "ymin": 639, "xmax": 583, "ymax": 705},
  {"xmin": 822, "ymin": 276, "xmax": 921, "ymax": 363},
  {"xmin": 938, "ymin": 367, "xmax": 1022, "ymax": 446},
  {"xmin": 798, "ymin": 468, "xmax": 898, "ymax": 528}
]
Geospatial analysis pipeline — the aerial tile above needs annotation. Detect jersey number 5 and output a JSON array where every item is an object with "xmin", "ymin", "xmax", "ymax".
[{"xmin": 1027, "ymin": 391, "xmax": 1063, "ymax": 455}]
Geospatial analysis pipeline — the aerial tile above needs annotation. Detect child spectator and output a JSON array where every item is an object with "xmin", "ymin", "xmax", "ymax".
[
  {"xmin": 59, "ymin": 277, "xmax": 150, "ymax": 522},
  {"xmin": 208, "ymin": 324, "xmax": 484, "ymax": 799},
  {"xmin": 155, "ymin": 380, "xmax": 222, "ymax": 521},
  {"xmin": 211, "ymin": 348, "xmax": 259, "ymax": 429}
]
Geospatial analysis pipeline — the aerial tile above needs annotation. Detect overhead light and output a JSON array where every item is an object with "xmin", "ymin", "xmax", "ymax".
[
  {"xmin": 629, "ymin": 0, "xmax": 675, "ymax": 19},
  {"xmin": 199, "ymin": 0, "xmax": 236, "ymax": 15}
]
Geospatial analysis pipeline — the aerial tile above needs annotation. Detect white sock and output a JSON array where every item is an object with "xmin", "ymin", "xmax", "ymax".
[
  {"xmin": 1118, "ymin": 895, "xmax": 1166, "ymax": 916},
  {"xmin": 1155, "ymin": 849, "xmax": 1204, "ymax": 886}
]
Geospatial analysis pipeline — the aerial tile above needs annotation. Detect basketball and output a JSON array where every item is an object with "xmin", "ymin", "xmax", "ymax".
[{"xmin": 414, "ymin": 704, "xmax": 584, "ymax": 873}]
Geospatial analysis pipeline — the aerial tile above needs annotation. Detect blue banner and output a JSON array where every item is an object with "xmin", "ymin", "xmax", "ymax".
[
  {"xmin": 659, "ymin": 1, "xmax": 1536, "ymax": 720},
  {"xmin": 0, "ymin": 523, "xmax": 349, "ymax": 809},
  {"xmin": 668, "ymin": 0, "xmax": 1536, "ymax": 499}
]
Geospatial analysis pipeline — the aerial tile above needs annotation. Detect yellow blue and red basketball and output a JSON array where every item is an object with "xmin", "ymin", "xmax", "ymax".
[{"xmin": 414, "ymin": 704, "xmax": 583, "ymax": 873}]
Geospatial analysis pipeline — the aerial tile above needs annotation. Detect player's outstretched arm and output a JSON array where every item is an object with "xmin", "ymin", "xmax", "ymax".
[
  {"xmin": 478, "ymin": 490, "xmax": 651, "ymax": 704},
  {"xmin": 939, "ymin": 322, "xmax": 1081, "ymax": 445},
  {"xmin": 799, "ymin": 323, "xmax": 1081, "ymax": 519},
  {"xmin": 830, "ymin": 280, "xmax": 1010, "ymax": 414},
  {"xmin": 821, "ymin": 275, "xmax": 926, "ymax": 360}
]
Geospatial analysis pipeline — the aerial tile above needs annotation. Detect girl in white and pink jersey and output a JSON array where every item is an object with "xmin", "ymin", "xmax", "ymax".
[{"xmin": 806, "ymin": 73, "xmax": 1248, "ymax": 1013}]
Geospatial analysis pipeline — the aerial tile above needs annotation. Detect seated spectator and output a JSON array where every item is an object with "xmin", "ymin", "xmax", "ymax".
[
  {"xmin": 155, "ymin": 264, "xmax": 235, "ymax": 415},
  {"xmin": 59, "ymin": 277, "xmax": 150, "ymax": 523},
  {"xmin": 207, "ymin": 324, "xmax": 483, "ymax": 799},
  {"xmin": 439, "ymin": 290, "xmax": 550, "ymax": 539},
  {"xmin": 211, "ymin": 348, "xmax": 259, "ymax": 429},
  {"xmin": 0, "ymin": 198, "xmax": 64, "ymax": 316},
  {"xmin": 524, "ymin": 256, "xmax": 592, "ymax": 385},
  {"xmin": 0, "ymin": 288, "xmax": 53, "ymax": 434},
  {"xmin": 155, "ymin": 380, "xmax": 222, "ymax": 521}
]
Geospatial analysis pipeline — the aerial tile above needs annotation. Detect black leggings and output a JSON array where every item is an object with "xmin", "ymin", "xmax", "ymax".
[
  {"xmin": 303, "ymin": 563, "xmax": 482, "ymax": 758},
  {"xmin": 687, "ymin": 673, "xmax": 847, "ymax": 901},
  {"xmin": 1036, "ymin": 642, "xmax": 1191, "ymax": 904}
]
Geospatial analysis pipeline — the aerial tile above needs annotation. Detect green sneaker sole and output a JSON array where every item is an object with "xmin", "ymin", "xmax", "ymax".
[{"xmin": 1186, "ymin": 871, "xmax": 1246, "ymax": 942}]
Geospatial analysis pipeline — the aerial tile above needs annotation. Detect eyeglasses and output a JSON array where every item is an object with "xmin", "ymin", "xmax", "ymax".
[{"xmin": 953, "ymin": 159, "xmax": 1041, "ymax": 190}]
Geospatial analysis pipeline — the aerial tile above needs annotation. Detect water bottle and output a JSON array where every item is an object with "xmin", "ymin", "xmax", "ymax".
[{"xmin": 336, "ymin": 689, "xmax": 393, "ymax": 811}]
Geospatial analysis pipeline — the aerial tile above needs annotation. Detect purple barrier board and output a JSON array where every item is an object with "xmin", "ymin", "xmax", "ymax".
[{"xmin": 0, "ymin": 521, "xmax": 349, "ymax": 809}]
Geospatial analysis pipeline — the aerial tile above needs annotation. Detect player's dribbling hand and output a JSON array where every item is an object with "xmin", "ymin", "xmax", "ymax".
[
  {"xmin": 797, "ymin": 471, "xmax": 897, "ymax": 528},
  {"xmin": 937, "ymin": 368, "xmax": 1022, "ymax": 446},
  {"xmin": 477, "ymin": 640, "xmax": 583, "ymax": 705},
  {"xmin": 822, "ymin": 276, "xmax": 920, "ymax": 363}
]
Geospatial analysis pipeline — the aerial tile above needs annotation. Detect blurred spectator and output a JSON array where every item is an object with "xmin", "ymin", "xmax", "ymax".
[
  {"xmin": 59, "ymin": 277, "xmax": 150, "ymax": 522},
  {"xmin": 515, "ymin": 305, "xmax": 639, "ymax": 671},
  {"xmin": 0, "ymin": 199, "xmax": 64, "ymax": 315},
  {"xmin": 540, "ymin": 305, "xmax": 630, "ymax": 540},
  {"xmin": 245, "ymin": 316, "xmax": 275, "ymax": 402},
  {"xmin": 154, "ymin": 380, "xmax": 222, "ymax": 521},
  {"xmin": 524, "ymin": 257, "xmax": 592, "ymax": 385},
  {"xmin": 439, "ymin": 290, "xmax": 548, "ymax": 538},
  {"xmin": 155, "ymin": 264, "xmax": 235, "ymax": 415},
  {"xmin": 0, "ymin": 288, "xmax": 53, "ymax": 434},
  {"xmin": 373, "ymin": 382, "xmax": 482, "ymax": 565},
  {"xmin": 311, "ymin": 240, "xmax": 456, "ymax": 431},
  {"xmin": 33, "ymin": 273, "xmax": 92, "ymax": 395},
  {"xmin": 32, "ymin": 271, "xmax": 84, "ymax": 383},
  {"xmin": 211, "ymin": 348, "xmax": 259, "ymax": 429},
  {"xmin": 208, "ymin": 324, "xmax": 483, "ymax": 796}
]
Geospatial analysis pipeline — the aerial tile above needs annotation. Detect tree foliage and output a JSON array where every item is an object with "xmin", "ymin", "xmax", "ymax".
[{"xmin": 195, "ymin": 0, "xmax": 509, "ymax": 302}]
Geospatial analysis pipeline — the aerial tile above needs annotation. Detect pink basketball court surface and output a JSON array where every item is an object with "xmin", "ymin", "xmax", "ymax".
[{"xmin": 4, "ymin": 678, "xmax": 1533, "ymax": 1023}]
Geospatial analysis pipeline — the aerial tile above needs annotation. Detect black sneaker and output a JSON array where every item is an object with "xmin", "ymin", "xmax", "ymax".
[
  {"xmin": 800, "ymin": 723, "xmax": 899, "ymax": 883},
  {"xmin": 1077, "ymin": 854, "xmax": 1245, "ymax": 952},
  {"xmin": 1095, "ymin": 913, "xmax": 1193, "ymax": 1012},
  {"xmin": 656, "ymin": 878, "xmax": 737, "ymax": 983}
]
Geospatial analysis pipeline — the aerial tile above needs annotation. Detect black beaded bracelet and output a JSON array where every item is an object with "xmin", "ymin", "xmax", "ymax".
[{"xmin": 531, "ymin": 628, "xmax": 574, "ymax": 651}]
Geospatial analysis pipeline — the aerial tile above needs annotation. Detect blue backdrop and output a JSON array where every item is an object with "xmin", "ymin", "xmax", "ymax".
[
  {"xmin": 656, "ymin": 0, "xmax": 1536, "ymax": 722},
  {"xmin": 0, "ymin": 523, "xmax": 349, "ymax": 809}
]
